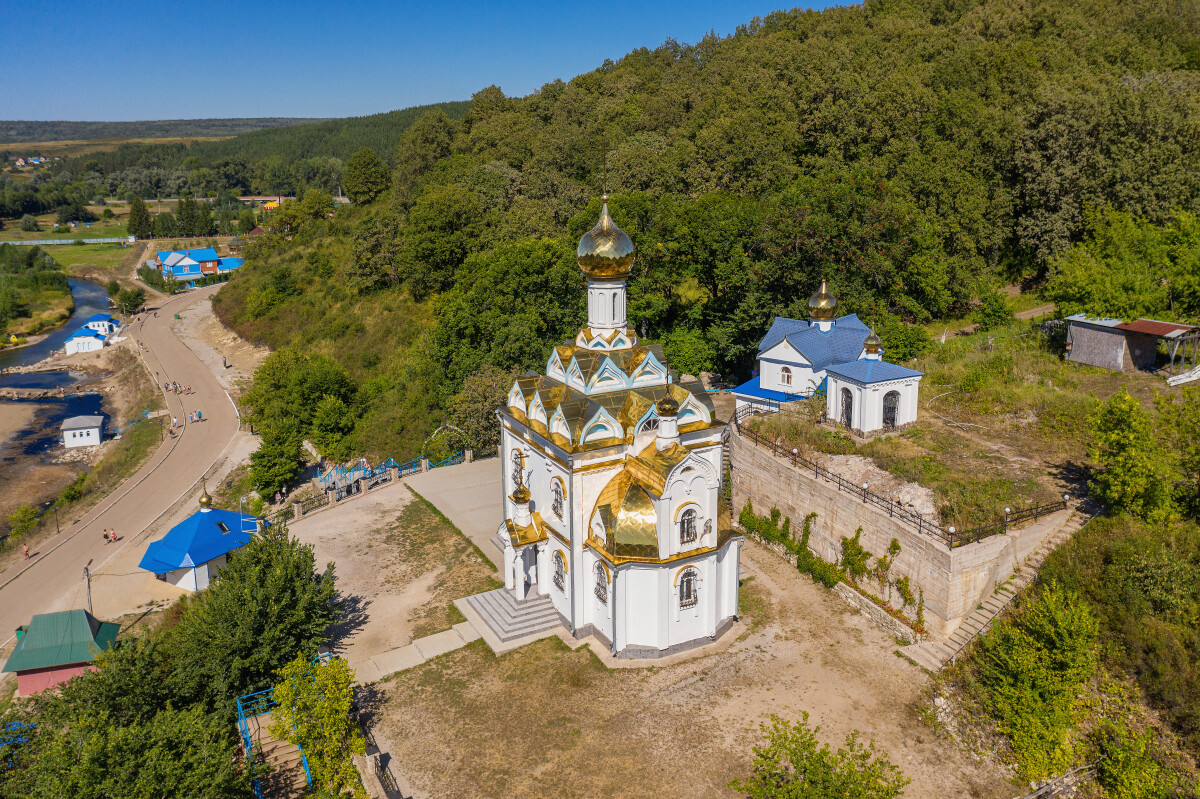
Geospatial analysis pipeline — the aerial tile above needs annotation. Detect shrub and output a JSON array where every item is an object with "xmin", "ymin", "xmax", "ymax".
[
  {"xmin": 977, "ymin": 581, "xmax": 1099, "ymax": 780},
  {"xmin": 795, "ymin": 512, "xmax": 843, "ymax": 588},
  {"xmin": 6, "ymin": 504, "xmax": 39, "ymax": 542},
  {"xmin": 895, "ymin": 576, "xmax": 915, "ymax": 610},
  {"xmin": 1095, "ymin": 723, "xmax": 1174, "ymax": 799},
  {"xmin": 839, "ymin": 528, "xmax": 870, "ymax": 582},
  {"xmin": 19, "ymin": 214, "xmax": 38, "ymax": 232},
  {"xmin": 729, "ymin": 712, "xmax": 909, "ymax": 799}
]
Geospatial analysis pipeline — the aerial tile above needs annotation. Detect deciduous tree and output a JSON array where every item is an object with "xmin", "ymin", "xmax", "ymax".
[{"xmin": 343, "ymin": 147, "xmax": 389, "ymax": 205}]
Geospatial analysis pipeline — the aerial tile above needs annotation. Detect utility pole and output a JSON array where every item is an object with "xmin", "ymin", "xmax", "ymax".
[{"xmin": 83, "ymin": 561, "xmax": 93, "ymax": 615}]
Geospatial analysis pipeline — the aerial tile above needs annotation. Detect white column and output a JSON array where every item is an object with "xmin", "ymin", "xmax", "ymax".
[
  {"xmin": 503, "ymin": 540, "xmax": 515, "ymax": 591},
  {"xmin": 513, "ymin": 549, "xmax": 527, "ymax": 601},
  {"xmin": 536, "ymin": 543, "xmax": 549, "ymax": 596}
]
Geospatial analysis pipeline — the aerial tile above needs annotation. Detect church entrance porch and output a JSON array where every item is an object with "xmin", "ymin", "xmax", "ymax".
[{"xmin": 460, "ymin": 588, "xmax": 563, "ymax": 646}]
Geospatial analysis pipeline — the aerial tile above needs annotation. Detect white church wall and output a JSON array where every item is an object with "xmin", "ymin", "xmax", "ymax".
[
  {"xmin": 548, "ymin": 542, "xmax": 572, "ymax": 620},
  {"xmin": 623, "ymin": 566, "xmax": 664, "ymax": 649},
  {"xmin": 667, "ymin": 557, "xmax": 712, "ymax": 647}
]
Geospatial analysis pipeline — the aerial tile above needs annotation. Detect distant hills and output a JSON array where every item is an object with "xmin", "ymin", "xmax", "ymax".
[{"xmin": 0, "ymin": 118, "xmax": 329, "ymax": 143}]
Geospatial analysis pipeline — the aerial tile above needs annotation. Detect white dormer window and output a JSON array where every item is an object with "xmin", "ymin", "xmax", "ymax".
[{"xmin": 639, "ymin": 417, "xmax": 659, "ymax": 434}]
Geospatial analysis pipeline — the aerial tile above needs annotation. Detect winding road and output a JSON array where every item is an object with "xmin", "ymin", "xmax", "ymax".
[{"xmin": 0, "ymin": 284, "xmax": 242, "ymax": 644}]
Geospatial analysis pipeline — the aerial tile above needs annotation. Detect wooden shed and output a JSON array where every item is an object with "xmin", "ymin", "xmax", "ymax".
[
  {"xmin": 1066, "ymin": 314, "xmax": 1199, "ymax": 375},
  {"xmin": 2, "ymin": 610, "xmax": 118, "ymax": 696}
]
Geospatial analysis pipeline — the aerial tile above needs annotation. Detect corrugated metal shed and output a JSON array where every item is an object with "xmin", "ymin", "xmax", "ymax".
[{"xmin": 1115, "ymin": 319, "xmax": 1197, "ymax": 338}]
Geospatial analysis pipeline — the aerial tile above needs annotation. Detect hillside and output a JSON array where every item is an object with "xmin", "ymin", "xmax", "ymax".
[
  {"xmin": 209, "ymin": 0, "xmax": 1200, "ymax": 487},
  {"xmin": 0, "ymin": 118, "xmax": 326, "ymax": 143}
]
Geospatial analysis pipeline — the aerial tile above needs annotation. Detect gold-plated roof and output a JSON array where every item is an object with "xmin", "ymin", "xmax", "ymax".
[
  {"xmin": 576, "ymin": 195, "xmax": 635, "ymax": 280},
  {"xmin": 864, "ymin": 328, "xmax": 882, "ymax": 354},
  {"xmin": 656, "ymin": 393, "xmax": 679, "ymax": 416},
  {"xmin": 511, "ymin": 484, "xmax": 531, "ymax": 503},
  {"xmin": 592, "ymin": 469, "xmax": 659, "ymax": 559},
  {"xmin": 809, "ymin": 279, "xmax": 838, "ymax": 321},
  {"xmin": 504, "ymin": 512, "xmax": 550, "ymax": 548}
]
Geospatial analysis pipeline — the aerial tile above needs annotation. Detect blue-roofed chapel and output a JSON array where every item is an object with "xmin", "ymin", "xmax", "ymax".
[
  {"xmin": 732, "ymin": 281, "xmax": 923, "ymax": 434},
  {"xmin": 138, "ymin": 486, "xmax": 257, "ymax": 592}
]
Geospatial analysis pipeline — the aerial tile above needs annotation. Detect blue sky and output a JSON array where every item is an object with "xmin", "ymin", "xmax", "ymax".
[{"xmin": 2, "ymin": 1, "xmax": 829, "ymax": 121}]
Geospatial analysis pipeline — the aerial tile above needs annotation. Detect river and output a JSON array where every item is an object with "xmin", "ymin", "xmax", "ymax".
[{"xmin": 0, "ymin": 278, "xmax": 110, "ymax": 374}]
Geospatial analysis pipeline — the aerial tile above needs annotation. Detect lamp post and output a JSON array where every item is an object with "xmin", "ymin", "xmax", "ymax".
[
  {"xmin": 1004, "ymin": 507, "xmax": 1011, "ymax": 530},
  {"xmin": 862, "ymin": 482, "xmax": 869, "ymax": 502},
  {"xmin": 948, "ymin": 525, "xmax": 956, "ymax": 545}
]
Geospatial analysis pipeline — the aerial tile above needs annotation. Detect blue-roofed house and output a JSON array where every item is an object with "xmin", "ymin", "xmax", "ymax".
[
  {"xmin": 82, "ymin": 313, "xmax": 120, "ymax": 335},
  {"xmin": 138, "ymin": 488, "xmax": 257, "ymax": 592},
  {"xmin": 217, "ymin": 256, "xmax": 243, "ymax": 273},
  {"xmin": 156, "ymin": 248, "xmax": 233, "ymax": 288},
  {"xmin": 731, "ymin": 281, "xmax": 923, "ymax": 434},
  {"xmin": 64, "ymin": 327, "xmax": 107, "ymax": 355}
]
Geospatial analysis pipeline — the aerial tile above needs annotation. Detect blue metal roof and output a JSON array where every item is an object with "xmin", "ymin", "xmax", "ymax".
[
  {"xmin": 218, "ymin": 257, "xmax": 243, "ymax": 270},
  {"xmin": 825, "ymin": 359, "xmax": 923, "ymax": 384},
  {"xmin": 759, "ymin": 314, "xmax": 871, "ymax": 372},
  {"xmin": 83, "ymin": 313, "xmax": 118, "ymax": 325},
  {"xmin": 137, "ymin": 508, "xmax": 255, "ymax": 574},
  {"xmin": 66, "ymin": 328, "xmax": 105, "ymax": 340},
  {"xmin": 187, "ymin": 247, "xmax": 219, "ymax": 261},
  {"xmin": 730, "ymin": 375, "xmax": 812, "ymax": 403}
]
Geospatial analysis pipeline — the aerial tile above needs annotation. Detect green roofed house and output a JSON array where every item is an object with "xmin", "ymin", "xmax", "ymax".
[{"xmin": 2, "ymin": 610, "xmax": 119, "ymax": 696}]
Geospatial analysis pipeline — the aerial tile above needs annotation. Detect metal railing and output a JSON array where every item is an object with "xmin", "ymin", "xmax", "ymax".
[
  {"xmin": 431, "ymin": 451, "xmax": 464, "ymax": 469},
  {"xmin": 732, "ymin": 407, "xmax": 1067, "ymax": 548}
]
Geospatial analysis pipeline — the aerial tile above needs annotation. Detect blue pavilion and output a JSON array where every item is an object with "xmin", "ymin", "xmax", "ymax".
[{"xmin": 138, "ymin": 488, "xmax": 257, "ymax": 592}]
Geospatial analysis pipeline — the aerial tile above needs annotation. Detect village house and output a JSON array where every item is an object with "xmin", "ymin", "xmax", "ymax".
[
  {"xmin": 137, "ymin": 488, "xmax": 256, "ymax": 592},
  {"xmin": 154, "ymin": 248, "xmax": 243, "ymax": 289},
  {"xmin": 82, "ymin": 313, "xmax": 120, "ymax": 335},
  {"xmin": 2, "ymin": 610, "xmax": 119, "ymax": 696}
]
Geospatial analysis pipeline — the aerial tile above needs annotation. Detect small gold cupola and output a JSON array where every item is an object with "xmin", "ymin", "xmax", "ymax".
[
  {"xmin": 864, "ymin": 328, "xmax": 883, "ymax": 357},
  {"xmin": 808, "ymin": 279, "xmax": 838, "ymax": 322},
  {"xmin": 576, "ymin": 194, "xmax": 635, "ymax": 280},
  {"xmin": 198, "ymin": 482, "xmax": 212, "ymax": 511}
]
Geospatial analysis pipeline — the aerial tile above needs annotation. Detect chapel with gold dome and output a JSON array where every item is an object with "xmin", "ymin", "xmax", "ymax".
[
  {"xmin": 494, "ymin": 195, "xmax": 743, "ymax": 659},
  {"xmin": 730, "ymin": 279, "xmax": 924, "ymax": 434}
]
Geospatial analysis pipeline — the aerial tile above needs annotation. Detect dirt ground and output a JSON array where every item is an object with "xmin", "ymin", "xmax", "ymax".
[
  {"xmin": 287, "ymin": 482, "xmax": 501, "ymax": 677},
  {"xmin": 369, "ymin": 538, "xmax": 1015, "ymax": 799},
  {"xmin": 172, "ymin": 296, "xmax": 268, "ymax": 400}
]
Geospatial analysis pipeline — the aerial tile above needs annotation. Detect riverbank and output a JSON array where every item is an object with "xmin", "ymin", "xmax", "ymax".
[{"xmin": 0, "ymin": 342, "xmax": 164, "ymax": 556}]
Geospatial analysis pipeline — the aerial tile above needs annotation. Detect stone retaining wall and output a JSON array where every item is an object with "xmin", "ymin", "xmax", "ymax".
[{"xmin": 731, "ymin": 432, "xmax": 1022, "ymax": 638}]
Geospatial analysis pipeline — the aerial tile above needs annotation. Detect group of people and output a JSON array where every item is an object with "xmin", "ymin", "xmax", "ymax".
[
  {"xmin": 164, "ymin": 381, "xmax": 192, "ymax": 395},
  {"xmin": 101, "ymin": 529, "xmax": 119, "ymax": 545},
  {"xmin": 170, "ymin": 411, "xmax": 205, "ymax": 428}
]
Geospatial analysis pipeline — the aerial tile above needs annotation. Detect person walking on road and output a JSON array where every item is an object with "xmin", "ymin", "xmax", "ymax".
[
  {"xmin": 22, "ymin": 544, "xmax": 29, "ymax": 559},
  {"xmin": 172, "ymin": 416, "xmax": 178, "ymax": 428}
]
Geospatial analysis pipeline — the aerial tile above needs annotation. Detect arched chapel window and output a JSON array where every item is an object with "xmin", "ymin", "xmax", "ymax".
[
  {"xmin": 679, "ymin": 508, "xmax": 697, "ymax": 545},
  {"xmin": 679, "ymin": 568, "xmax": 698, "ymax": 609},
  {"xmin": 552, "ymin": 479, "xmax": 564, "ymax": 519},
  {"xmin": 553, "ymin": 551, "xmax": 566, "ymax": 592},
  {"xmin": 780, "ymin": 366, "xmax": 792, "ymax": 386},
  {"xmin": 594, "ymin": 563, "xmax": 608, "ymax": 604},
  {"xmin": 639, "ymin": 417, "xmax": 659, "ymax": 434}
]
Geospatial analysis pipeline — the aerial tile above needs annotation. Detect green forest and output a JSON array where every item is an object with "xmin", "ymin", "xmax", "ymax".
[
  {"xmin": 208, "ymin": 0, "xmax": 1200, "ymax": 493},
  {"xmin": 0, "ymin": 117, "xmax": 327, "ymax": 143},
  {"xmin": 0, "ymin": 245, "xmax": 71, "ymax": 337}
]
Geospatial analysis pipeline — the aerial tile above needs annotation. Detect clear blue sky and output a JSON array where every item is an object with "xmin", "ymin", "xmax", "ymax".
[{"xmin": 2, "ymin": 1, "xmax": 829, "ymax": 121}]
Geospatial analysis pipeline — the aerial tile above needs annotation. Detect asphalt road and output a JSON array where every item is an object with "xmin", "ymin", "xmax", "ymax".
[{"xmin": 0, "ymin": 285, "xmax": 241, "ymax": 642}]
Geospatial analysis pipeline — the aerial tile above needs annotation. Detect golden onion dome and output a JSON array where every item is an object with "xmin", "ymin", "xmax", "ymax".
[
  {"xmin": 809, "ymin": 279, "xmax": 838, "ymax": 322},
  {"xmin": 198, "ymin": 483, "xmax": 212, "ymax": 509},
  {"xmin": 864, "ymin": 328, "xmax": 883, "ymax": 354},
  {"xmin": 576, "ymin": 195, "xmax": 635, "ymax": 280},
  {"xmin": 656, "ymin": 393, "xmax": 679, "ymax": 416},
  {"xmin": 511, "ymin": 484, "xmax": 531, "ymax": 504}
]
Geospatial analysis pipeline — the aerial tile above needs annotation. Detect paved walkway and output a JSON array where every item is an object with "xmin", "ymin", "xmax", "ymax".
[
  {"xmin": 404, "ymin": 459, "xmax": 504, "ymax": 572},
  {"xmin": 0, "ymin": 285, "xmax": 243, "ymax": 647}
]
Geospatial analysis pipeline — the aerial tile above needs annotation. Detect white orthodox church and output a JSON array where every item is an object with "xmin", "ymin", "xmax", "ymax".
[
  {"xmin": 496, "ymin": 196, "xmax": 743, "ymax": 659},
  {"xmin": 731, "ymin": 282, "xmax": 923, "ymax": 435}
]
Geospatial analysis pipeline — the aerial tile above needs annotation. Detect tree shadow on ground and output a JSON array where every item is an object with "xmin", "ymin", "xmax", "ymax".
[
  {"xmin": 327, "ymin": 591, "xmax": 370, "ymax": 655},
  {"xmin": 1049, "ymin": 459, "xmax": 1091, "ymax": 500},
  {"xmin": 353, "ymin": 683, "xmax": 411, "ymax": 798}
]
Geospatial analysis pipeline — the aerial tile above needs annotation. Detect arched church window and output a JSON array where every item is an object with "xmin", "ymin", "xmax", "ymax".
[
  {"xmin": 594, "ymin": 563, "xmax": 608, "ymax": 603},
  {"xmin": 553, "ymin": 551, "xmax": 566, "ymax": 591},
  {"xmin": 679, "ymin": 508, "xmax": 698, "ymax": 545},
  {"xmin": 781, "ymin": 366, "xmax": 792, "ymax": 386},
  {"xmin": 840, "ymin": 387, "xmax": 853, "ymax": 429},
  {"xmin": 639, "ymin": 417, "xmax": 659, "ymax": 434},
  {"xmin": 552, "ymin": 479, "xmax": 564, "ymax": 519},
  {"xmin": 679, "ymin": 568, "xmax": 698, "ymax": 608},
  {"xmin": 883, "ymin": 390, "xmax": 900, "ymax": 430},
  {"xmin": 511, "ymin": 449, "xmax": 524, "ymax": 488}
]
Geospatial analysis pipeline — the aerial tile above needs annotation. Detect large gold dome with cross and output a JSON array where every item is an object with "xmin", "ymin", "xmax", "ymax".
[
  {"xmin": 576, "ymin": 195, "xmax": 635, "ymax": 280},
  {"xmin": 809, "ymin": 279, "xmax": 838, "ymax": 321}
]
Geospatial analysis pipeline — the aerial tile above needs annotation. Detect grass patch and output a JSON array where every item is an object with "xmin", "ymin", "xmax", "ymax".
[{"xmin": 390, "ymin": 488, "xmax": 502, "ymax": 640}]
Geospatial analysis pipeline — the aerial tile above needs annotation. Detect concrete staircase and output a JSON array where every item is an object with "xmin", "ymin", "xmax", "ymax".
[
  {"xmin": 899, "ymin": 505, "xmax": 1094, "ymax": 672},
  {"xmin": 247, "ymin": 712, "xmax": 308, "ymax": 799},
  {"xmin": 464, "ymin": 588, "xmax": 561, "ymax": 643}
]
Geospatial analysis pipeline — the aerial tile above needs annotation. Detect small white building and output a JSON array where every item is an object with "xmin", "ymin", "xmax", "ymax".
[
  {"xmin": 731, "ymin": 281, "xmax": 923, "ymax": 433},
  {"xmin": 82, "ymin": 314, "xmax": 120, "ymax": 335},
  {"xmin": 137, "ymin": 489, "xmax": 256, "ymax": 592},
  {"xmin": 64, "ymin": 328, "xmax": 106, "ymax": 355},
  {"xmin": 61, "ymin": 416, "xmax": 103, "ymax": 448}
]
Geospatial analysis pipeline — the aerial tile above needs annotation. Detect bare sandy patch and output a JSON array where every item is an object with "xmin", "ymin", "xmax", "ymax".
[{"xmin": 371, "ymin": 538, "xmax": 1014, "ymax": 799}]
